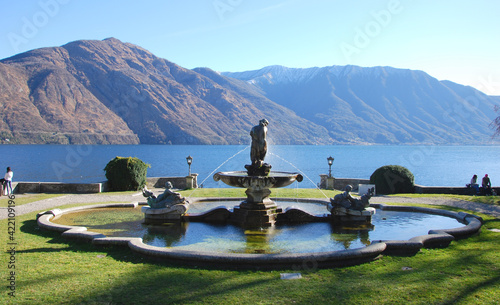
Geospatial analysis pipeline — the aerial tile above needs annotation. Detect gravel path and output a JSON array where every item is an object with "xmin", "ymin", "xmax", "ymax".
[
  {"xmin": 1, "ymin": 192, "xmax": 499, "ymax": 219},
  {"xmin": 0, "ymin": 191, "xmax": 147, "ymax": 220}
]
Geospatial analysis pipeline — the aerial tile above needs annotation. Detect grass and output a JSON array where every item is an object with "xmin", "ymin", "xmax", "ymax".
[
  {"xmin": 0, "ymin": 193, "xmax": 64, "ymax": 207},
  {"xmin": 180, "ymin": 187, "xmax": 340, "ymax": 199},
  {"xmin": 1, "ymin": 189, "xmax": 499, "ymax": 304}
]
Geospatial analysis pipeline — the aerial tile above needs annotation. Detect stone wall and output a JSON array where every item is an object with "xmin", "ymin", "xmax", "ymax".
[
  {"xmin": 319, "ymin": 175, "xmax": 370, "ymax": 191},
  {"xmin": 146, "ymin": 175, "xmax": 198, "ymax": 189},
  {"xmin": 12, "ymin": 175, "xmax": 199, "ymax": 194},
  {"xmin": 414, "ymin": 184, "xmax": 500, "ymax": 195},
  {"xmin": 14, "ymin": 182, "xmax": 105, "ymax": 194}
]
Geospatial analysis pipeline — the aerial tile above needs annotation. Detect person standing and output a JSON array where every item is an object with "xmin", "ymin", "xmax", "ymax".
[{"xmin": 3, "ymin": 167, "xmax": 13, "ymax": 195}]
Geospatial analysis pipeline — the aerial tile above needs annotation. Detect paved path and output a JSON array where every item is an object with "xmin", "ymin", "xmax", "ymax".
[
  {"xmin": 1, "ymin": 192, "xmax": 499, "ymax": 220},
  {"xmin": 0, "ymin": 191, "xmax": 147, "ymax": 220}
]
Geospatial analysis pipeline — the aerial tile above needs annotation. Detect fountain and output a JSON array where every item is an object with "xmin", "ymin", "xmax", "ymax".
[
  {"xmin": 35, "ymin": 120, "xmax": 484, "ymax": 269},
  {"xmin": 213, "ymin": 119, "xmax": 305, "ymax": 228}
]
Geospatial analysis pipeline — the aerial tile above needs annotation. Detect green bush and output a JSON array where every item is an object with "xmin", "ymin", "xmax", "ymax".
[
  {"xmin": 104, "ymin": 156, "xmax": 150, "ymax": 191},
  {"xmin": 370, "ymin": 165, "xmax": 415, "ymax": 194}
]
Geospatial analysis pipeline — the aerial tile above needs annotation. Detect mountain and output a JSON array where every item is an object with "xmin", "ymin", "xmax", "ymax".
[
  {"xmin": 1, "ymin": 38, "xmax": 498, "ymax": 145},
  {"xmin": 0, "ymin": 38, "xmax": 331, "ymax": 145},
  {"xmin": 223, "ymin": 65, "xmax": 500, "ymax": 144}
]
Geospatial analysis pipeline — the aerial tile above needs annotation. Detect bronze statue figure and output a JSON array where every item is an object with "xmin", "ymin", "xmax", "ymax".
[{"xmin": 246, "ymin": 119, "xmax": 271, "ymax": 176}]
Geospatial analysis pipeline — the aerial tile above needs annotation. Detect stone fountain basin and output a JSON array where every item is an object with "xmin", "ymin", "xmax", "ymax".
[
  {"xmin": 213, "ymin": 171, "xmax": 303, "ymax": 189},
  {"xmin": 36, "ymin": 200, "xmax": 483, "ymax": 270}
]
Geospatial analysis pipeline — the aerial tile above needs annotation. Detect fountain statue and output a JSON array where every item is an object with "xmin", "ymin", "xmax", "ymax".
[
  {"xmin": 214, "ymin": 119, "xmax": 303, "ymax": 228},
  {"xmin": 141, "ymin": 181, "xmax": 189, "ymax": 224},
  {"xmin": 143, "ymin": 182, "xmax": 186, "ymax": 208},
  {"xmin": 328, "ymin": 185, "xmax": 376, "ymax": 222},
  {"xmin": 245, "ymin": 119, "xmax": 271, "ymax": 176}
]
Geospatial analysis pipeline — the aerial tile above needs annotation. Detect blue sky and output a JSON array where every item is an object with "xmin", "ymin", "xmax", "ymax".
[{"xmin": 1, "ymin": 0, "xmax": 499, "ymax": 95}]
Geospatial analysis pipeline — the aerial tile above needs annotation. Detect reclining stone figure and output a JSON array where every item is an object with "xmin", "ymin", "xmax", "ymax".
[
  {"xmin": 329, "ymin": 185, "xmax": 374, "ymax": 211},
  {"xmin": 142, "ymin": 181, "xmax": 186, "ymax": 209}
]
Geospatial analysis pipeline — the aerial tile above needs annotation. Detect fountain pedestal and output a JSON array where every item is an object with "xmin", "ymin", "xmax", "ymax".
[
  {"xmin": 214, "ymin": 171, "xmax": 302, "ymax": 228},
  {"xmin": 142, "ymin": 204, "xmax": 189, "ymax": 224},
  {"xmin": 329, "ymin": 206, "xmax": 376, "ymax": 223},
  {"xmin": 232, "ymin": 204, "xmax": 283, "ymax": 228}
]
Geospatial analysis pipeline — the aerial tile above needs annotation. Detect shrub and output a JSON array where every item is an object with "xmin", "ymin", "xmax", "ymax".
[
  {"xmin": 370, "ymin": 165, "xmax": 415, "ymax": 194},
  {"xmin": 104, "ymin": 156, "xmax": 150, "ymax": 191}
]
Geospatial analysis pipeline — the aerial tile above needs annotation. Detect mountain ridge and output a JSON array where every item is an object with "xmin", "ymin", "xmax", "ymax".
[
  {"xmin": 1, "ymin": 37, "xmax": 498, "ymax": 145},
  {"xmin": 0, "ymin": 38, "xmax": 332, "ymax": 145},
  {"xmin": 223, "ymin": 64, "xmax": 500, "ymax": 144}
]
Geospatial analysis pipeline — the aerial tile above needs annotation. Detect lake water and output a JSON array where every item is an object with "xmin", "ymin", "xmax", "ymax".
[{"xmin": 0, "ymin": 145, "xmax": 499, "ymax": 187}]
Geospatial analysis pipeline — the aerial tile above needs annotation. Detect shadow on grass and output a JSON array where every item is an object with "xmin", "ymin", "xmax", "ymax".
[
  {"xmin": 21, "ymin": 219, "xmax": 174, "ymax": 266},
  {"xmin": 441, "ymin": 275, "xmax": 500, "ymax": 305},
  {"xmin": 20, "ymin": 220, "xmax": 282, "ymax": 304},
  {"xmin": 483, "ymin": 218, "xmax": 500, "ymax": 229},
  {"xmin": 19, "ymin": 208, "xmax": 500, "ymax": 304},
  {"xmin": 78, "ymin": 268, "xmax": 277, "ymax": 304}
]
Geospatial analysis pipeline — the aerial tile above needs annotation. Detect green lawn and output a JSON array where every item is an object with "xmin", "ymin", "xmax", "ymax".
[
  {"xmin": 0, "ymin": 193, "xmax": 64, "ymax": 207},
  {"xmin": 1, "ymin": 190, "xmax": 499, "ymax": 304},
  {"xmin": 181, "ymin": 187, "xmax": 340, "ymax": 199}
]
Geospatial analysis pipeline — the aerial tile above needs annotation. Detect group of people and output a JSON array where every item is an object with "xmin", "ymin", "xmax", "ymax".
[
  {"xmin": 468, "ymin": 174, "xmax": 493, "ymax": 195},
  {"xmin": 0, "ymin": 167, "xmax": 13, "ymax": 196}
]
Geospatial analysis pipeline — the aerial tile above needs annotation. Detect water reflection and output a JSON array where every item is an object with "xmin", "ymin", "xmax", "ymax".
[
  {"xmin": 143, "ymin": 222, "xmax": 188, "ymax": 247},
  {"xmin": 52, "ymin": 205, "xmax": 463, "ymax": 254},
  {"xmin": 330, "ymin": 224, "xmax": 374, "ymax": 249}
]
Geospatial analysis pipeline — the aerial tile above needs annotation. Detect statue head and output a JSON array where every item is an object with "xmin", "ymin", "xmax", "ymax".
[
  {"xmin": 259, "ymin": 119, "xmax": 269, "ymax": 126},
  {"xmin": 165, "ymin": 181, "xmax": 173, "ymax": 189},
  {"xmin": 345, "ymin": 185, "xmax": 353, "ymax": 192}
]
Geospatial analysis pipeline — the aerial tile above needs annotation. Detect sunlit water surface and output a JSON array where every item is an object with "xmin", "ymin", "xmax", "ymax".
[{"xmin": 52, "ymin": 201, "xmax": 463, "ymax": 254}]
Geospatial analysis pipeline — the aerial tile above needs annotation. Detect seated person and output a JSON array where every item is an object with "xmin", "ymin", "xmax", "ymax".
[
  {"xmin": 468, "ymin": 174, "xmax": 479, "ymax": 193},
  {"xmin": 481, "ymin": 174, "xmax": 492, "ymax": 196}
]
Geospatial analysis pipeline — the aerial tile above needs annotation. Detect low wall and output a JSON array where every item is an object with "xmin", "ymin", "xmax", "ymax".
[
  {"xmin": 14, "ymin": 182, "xmax": 105, "ymax": 194},
  {"xmin": 146, "ymin": 175, "xmax": 198, "ymax": 189},
  {"xmin": 415, "ymin": 184, "xmax": 500, "ymax": 195},
  {"xmin": 12, "ymin": 175, "xmax": 198, "ymax": 194},
  {"xmin": 319, "ymin": 175, "xmax": 370, "ymax": 191}
]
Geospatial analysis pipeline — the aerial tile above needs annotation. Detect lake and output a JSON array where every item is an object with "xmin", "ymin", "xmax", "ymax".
[{"xmin": 0, "ymin": 145, "xmax": 498, "ymax": 187}]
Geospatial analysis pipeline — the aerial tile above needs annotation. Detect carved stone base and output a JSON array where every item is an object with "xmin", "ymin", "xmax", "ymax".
[
  {"xmin": 232, "ymin": 202, "xmax": 283, "ymax": 228},
  {"xmin": 330, "ymin": 207, "xmax": 376, "ymax": 223},
  {"xmin": 245, "ymin": 163, "xmax": 272, "ymax": 176},
  {"xmin": 142, "ymin": 204, "xmax": 189, "ymax": 224}
]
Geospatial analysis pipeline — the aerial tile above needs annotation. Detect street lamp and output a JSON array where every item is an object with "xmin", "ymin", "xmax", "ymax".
[
  {"xmin": 186, "ymin": 155, "xmax": 193, "ymax": 176},
  {"xmin": 327, "ymin": 156, "xmax": 334, "ymax": 177}
]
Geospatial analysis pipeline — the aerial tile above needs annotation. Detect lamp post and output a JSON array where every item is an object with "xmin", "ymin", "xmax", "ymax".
[
  {"xmin": 186, "ymin": 155, "xmax": 193, "ymax": 176},
  {"xmin": 327, "ymin": 156, "xmax": 334, "ymax": 178}
]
